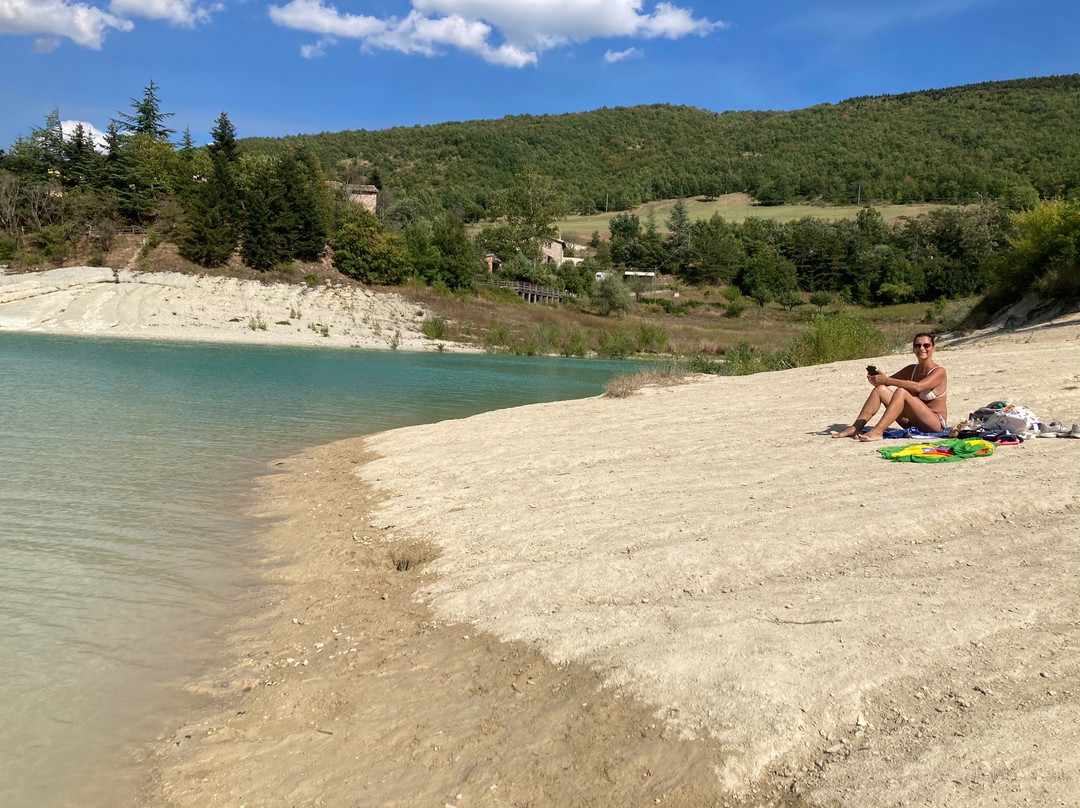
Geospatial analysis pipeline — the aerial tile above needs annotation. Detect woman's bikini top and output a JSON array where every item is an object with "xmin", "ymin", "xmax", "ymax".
[{"xmin": 911, "ymin": 365, "xmax": 946, "ymax": 401}]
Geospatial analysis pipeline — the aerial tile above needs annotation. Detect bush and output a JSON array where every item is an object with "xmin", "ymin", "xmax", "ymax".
[
  {"xmin": 560, "ymin": 326, "xmax": 588, "ymax": 357},
  {"xmin": 421, "ymin": 315, "xmax": 449, "ymax": 340},
  {"xmin": 591, "ymin": 274, "xmax": 634, "ymax": 316},
  {"xmin": 332, "ymin": 209, "xmax": 409, "ymax": 285},
  {"xmin": 684, "ymin": 354, "xmax": 722, "ymax": 374},
  {"xmin": 635, "ymin": 322, "xmax": 669, "ymax": 353},
  {"xmin": 484, "ymin": 318, "xmax": 511, "ymax": 348},
  {"xmin": 596, "ymin": 327, "xmax": 635, "ymax": 358},
  {"xmin": 809, "ymin": 290, "xmax": 834, "ymax": 309},
  {"xmin": 786, "ymin": 311, "xmax": 887, "ymax": 366},
  {"xmin": 534, "ymin": 321, "xmax": 561, "ymax": 354},
  {"xmin": 603, "ymin": 367, "xmax": 684, "ymax": 398}
]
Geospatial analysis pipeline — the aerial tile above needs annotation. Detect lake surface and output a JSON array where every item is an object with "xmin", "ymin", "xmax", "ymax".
[{"xmin": 0, "ymin": 333, "xmax": 640, "ymax": 808}]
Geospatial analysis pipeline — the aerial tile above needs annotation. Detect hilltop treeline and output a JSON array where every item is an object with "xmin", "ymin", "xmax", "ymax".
[{"xmin": 241, "ymin": 75, "xmax": 1080, "ymax": 216}]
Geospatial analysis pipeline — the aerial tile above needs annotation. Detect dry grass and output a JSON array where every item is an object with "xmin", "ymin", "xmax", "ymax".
[
  {"xmin": 602, "ymin": 367, "xmax": 687, "ymax": 398},
  {"xmin": 552, "ymin": 194, "xmax": 966, "ymax": 244}
]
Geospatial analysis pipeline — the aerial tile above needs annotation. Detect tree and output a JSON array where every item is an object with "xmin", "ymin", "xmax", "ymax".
[
  {"xmin": 684, "ymin": 214, "xmax": 743, "ymax": 285},
  {"xmin": 609, "ymin": 212, "xmax": 643, "ymax": 267},
  {"xmin": 663, "ymin": 198, "xmax": 692, "ymax": 272},
  {"xmin": 179, "ymin": 112, "xmax": 241, "ymax": 266},
  {"xmin": 332, "ymin": 209, "xmax": 409, "ymax": 284},
  {"xmin": 496, "ymin": 170, "xmax": 568, "ymax": 259},
  {"xmin": 431, "ymin": 213, "xmax": 481, "ymax": 290},
  {"xmin": 115, "ymin": 80, "xmax": 175, "ymax": 142},
  {"xmin": 590, "ymin": 273, "xmax": 634, "ymax": 316}
]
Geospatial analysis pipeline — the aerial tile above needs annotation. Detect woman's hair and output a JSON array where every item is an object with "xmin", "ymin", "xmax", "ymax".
[{"xmin": 913, "ymin": 332, "xmax": 936, "ymax": 346}]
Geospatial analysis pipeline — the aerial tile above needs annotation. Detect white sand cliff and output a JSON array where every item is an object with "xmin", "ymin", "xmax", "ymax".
[{"xmin": 0, "ymin": 266, "xmax": 457, "ymax": 351}]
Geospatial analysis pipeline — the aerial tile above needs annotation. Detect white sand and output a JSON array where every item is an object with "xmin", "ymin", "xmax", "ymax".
[
  {"xmin": 0, "ymin": 266, "xmax": 463, "ymax": 351},
  {"xmin": 132, "ymin": 308, "xmax": 1080, "ymax": 807},
  {"xmin": 357, "ymin": 314, "xmax": 1080, "ymax": 801}
]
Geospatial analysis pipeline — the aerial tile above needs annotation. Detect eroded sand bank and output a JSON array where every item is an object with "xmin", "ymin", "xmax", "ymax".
[
  {"xmin": 0, "ymin": 267, "xmax": 457, "ymax": 351},
  {"xmin": 138, "ymin": 314, "xmax": 1079, "ymax": 807}
]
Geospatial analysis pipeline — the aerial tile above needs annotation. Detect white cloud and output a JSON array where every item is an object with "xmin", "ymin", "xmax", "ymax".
[
  {"xmin": 300, "ymin": 37, "xmax": 332, "ymax": 58},
  {"xmin": 109, "ymin": 0, "xmax": 221, "ymax": 27},
  {"xmin": 268, "ymin": 0, "xmax": 724, "ymax": 66},
  {"xmin": 604, "ymin": 46, "xmax": 642, "ymax": 63},
  {"xmin": 0, "ymin": 0, "xmax": 133, "ymax": 49},
  {"xmin": 61, "ymin": 119, "xmax": 108, "ymax": 151},
  {"xmin": 33, "ymin": 35, "xmax": 61, "ymax": 51},
  {"xmin": 268, "ymin": 0, "xmax": 386, "ymax": 38}
]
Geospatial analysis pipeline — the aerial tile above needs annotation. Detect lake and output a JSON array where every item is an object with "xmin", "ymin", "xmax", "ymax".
[{"xmin": 0, "ymin": 333, "xmax": 640, "ymax": 807}]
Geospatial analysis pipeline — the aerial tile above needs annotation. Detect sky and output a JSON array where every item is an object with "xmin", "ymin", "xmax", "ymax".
[{"xmin": 1, "ymin": 0, "xmax": 1076, "ymax": 150}]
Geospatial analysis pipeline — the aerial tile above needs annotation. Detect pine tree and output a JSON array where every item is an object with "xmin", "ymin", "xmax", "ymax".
[
  {"xmin": 179, "ymin": 112, "xmax": 240, "ymax": 266},
  {"xmin": 115, "ymin": 80, "xmax": 175, "ymax": 142}
]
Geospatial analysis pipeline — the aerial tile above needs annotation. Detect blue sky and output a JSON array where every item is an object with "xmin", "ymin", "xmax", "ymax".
[{"xmin": 1, "ymin": 0, "xmax": 1076, "ymax": 150}]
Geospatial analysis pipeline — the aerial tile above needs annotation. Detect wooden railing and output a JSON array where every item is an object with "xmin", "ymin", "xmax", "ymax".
[{"xmin": 476, "ymin": 278, "xmax": 574, "ymax": 304}]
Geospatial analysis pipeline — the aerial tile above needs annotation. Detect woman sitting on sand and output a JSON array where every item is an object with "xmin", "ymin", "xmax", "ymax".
[{"xmin": 832, "ymin": 332, "xmax": 948, "ymax": 441}]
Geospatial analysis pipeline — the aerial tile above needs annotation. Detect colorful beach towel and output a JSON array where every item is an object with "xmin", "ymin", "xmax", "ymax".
[{"xmin": 877, "ymin": 438, "xmax": 995, "ymax": 463}]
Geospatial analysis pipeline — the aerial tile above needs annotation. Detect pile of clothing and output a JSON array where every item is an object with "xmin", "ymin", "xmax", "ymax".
[{"xmin": 948, "ymin": 401, "xmax": 1044, "ymax": 445}]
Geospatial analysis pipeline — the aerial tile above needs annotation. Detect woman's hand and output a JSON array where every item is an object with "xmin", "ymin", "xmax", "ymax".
[{"xmin": 867, "ymin": 372, "xmax": 889, "ymax": 386}]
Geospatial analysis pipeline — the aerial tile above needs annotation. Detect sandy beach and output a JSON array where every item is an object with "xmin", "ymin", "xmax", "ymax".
[
  {"xmin": 0, "ymin": 267, "xmax": 459, "ymax": 351},
  {"xmin": 123, "ymin": 310, "xmax": 1080, "ymax": 807}
]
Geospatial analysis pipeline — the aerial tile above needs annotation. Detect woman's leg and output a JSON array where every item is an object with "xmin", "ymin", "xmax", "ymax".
[
  {"xmin": 832, "ymin": 386, "xmax": 894, "ymax": 438},
  {"xmin": 858, "ymin": 390, "xmax": 943, "ymax": 441}
]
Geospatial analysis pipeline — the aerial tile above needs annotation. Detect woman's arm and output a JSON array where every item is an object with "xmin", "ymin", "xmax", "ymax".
[{"xmin": 869, "ymin": 365, "xmax": 946, "ymax": 393}]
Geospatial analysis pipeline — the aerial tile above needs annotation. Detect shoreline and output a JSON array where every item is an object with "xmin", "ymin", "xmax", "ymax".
[
  {"xmin": 135, "ymin": 441, "xmax": 744, "ymax": 807},
  {"xmin": 134, "ymin": 311, "xmax": 1080, "ymax": 805},
  {"xmin": 0, "ymin": 266, "xmax": 473, "ymax": 353}
]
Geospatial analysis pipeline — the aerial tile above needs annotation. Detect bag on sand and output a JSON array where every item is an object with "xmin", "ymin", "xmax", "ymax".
[{"xmin": 983, "ymin": 404, "xmax": 1039, "ymax": 435}]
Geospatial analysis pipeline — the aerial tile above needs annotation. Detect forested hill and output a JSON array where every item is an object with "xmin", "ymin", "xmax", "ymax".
[{"xmin": 241, "ymin": 75, "xmax": 1080, "ymax": 216}]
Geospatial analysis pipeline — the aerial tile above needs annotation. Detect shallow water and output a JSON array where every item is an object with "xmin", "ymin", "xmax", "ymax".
[{"xmin": 0, "ymin": 333, "xmax": 640, "ymax": 807}]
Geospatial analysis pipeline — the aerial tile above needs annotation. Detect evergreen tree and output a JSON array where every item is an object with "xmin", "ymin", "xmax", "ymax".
[
  {"xmin": 115, "ymin": 80, "xmax": 175, "ymax": 142},
  {"xmin": 179, "ymin": 112, "xmax": 240, "ymax": 266}
]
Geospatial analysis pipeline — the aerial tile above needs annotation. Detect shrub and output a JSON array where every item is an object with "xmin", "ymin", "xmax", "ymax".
[
  {"xmin": 723, "ymin": 301, "xmax": 746, "ymax": 318},
  {"xmin": 421, "ymin": 315, "xmax": 449, "ymax": 340},
  {"xmin": 534, "ymin": 321, "xmax": 561, "ymax": 354},
  {"xmin": 484, "ymin": 318, "xmax": 510, "ymax": 348},
  {"xmin": 684, "ymin": 354, "xmax": 722, "ymax": 374},
  {"xmin": 560, "ymin": 326, "xmax": 588, "ymax": 357},
  {"xmin": 603, "ymin": 367, "xmax": 685, "ymax": 398},
  {"xmin": 809, "ymin": 290, "xmax": 834, "ymax": 309},
  {"xmin": 635, "ymin": 322, "xmax": 669, "ymax": 353},
  {"xmin": 776, "ymin": 290, "xmax": 803, "ymax": 311},
  {"xmin": 787, "ymin": 311, "xmax": 887, "ymax": 366},
  {"xmin": 591, "ymin": 274, "xmax": 634, "ymax": 316},
  {"xmin": 596, "ymin": 327, "xmax": 635, "ymax": 359}
]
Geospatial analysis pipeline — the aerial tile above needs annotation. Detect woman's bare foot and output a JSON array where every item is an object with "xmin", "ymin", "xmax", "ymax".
[
  {"xmin": 857, "ymin": 430, "xmax": 884, "ymax": 442},
  {"xmin": 831, "ymin": 426, "xmax": 857, "ymax": 438}
]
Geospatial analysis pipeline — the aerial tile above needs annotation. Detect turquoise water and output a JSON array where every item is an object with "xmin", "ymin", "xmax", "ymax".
[{"xmin": 0, "ymin": 333, "xmax": 639, "ymax": 807}]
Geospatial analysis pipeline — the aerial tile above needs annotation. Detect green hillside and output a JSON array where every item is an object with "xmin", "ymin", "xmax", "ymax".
[{"xmin": 241, "ymin": 75, "xmax": 1080, "ymax": 216}]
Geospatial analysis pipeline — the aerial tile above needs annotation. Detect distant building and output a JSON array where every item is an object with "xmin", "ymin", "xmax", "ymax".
[
  {"xmin": 345, "ymin": 183, "xmax": 379, "ymax": 214},
  {"xmin": 485, "ymin": 253, "xmax": 503, "ymax": 273},
  {"xmin": 541, "ymin": 238, "xmax": 568, "ymax": 266}
]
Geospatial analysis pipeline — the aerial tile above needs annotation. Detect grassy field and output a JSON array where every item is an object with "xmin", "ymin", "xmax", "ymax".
[
  {"xmin": 554, "ymin": 194, "xmax": 962, "ymax": 245},
  {"xmin": 412, "ymin": 275, "xmax": 973, "ymax": 361}
]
